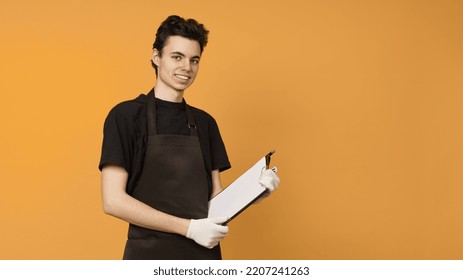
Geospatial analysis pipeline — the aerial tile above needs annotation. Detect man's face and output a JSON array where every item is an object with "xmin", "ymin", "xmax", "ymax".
[{"xmin": 152, "ymin": 35, "xmax": 202, "ymax": 94}]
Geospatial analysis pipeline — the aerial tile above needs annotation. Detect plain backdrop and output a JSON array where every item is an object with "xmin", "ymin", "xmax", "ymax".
[{"xmin": 1, "ymin": 0, "xmax": 463, "ymax": 259}]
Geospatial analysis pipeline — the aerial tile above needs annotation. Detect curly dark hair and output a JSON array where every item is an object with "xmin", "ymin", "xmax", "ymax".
[{"xmin": 151, "ymin": 15, "xmax": 209, "ymax": 75}]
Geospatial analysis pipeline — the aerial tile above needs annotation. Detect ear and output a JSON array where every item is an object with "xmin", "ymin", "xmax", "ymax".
[{"xmin": 152, "ymin": 49, "xmax": 161, "ymax": 67}]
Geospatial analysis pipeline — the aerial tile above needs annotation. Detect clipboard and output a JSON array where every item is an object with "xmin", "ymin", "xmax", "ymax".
[{"xmin": 207, "ymin": 150, "xmax": 275, "ymax": 224}]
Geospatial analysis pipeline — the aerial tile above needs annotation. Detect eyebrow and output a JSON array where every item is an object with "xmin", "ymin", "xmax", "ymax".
[{"xmin": 170, "ymin": 51, "xmax": 201, "ymax": 60}]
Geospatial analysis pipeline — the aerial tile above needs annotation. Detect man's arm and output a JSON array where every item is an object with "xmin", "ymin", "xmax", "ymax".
[
  {"xmin": 101, "ymin": 164, "xmax": 228, "ymax": 248},
  {"xmin": 101, "ymin": 164, "xmax": 190, "ymax": 236},
  {"xmin": 211, "ymin": 169, "xmax": 223, "ymax": 198}
]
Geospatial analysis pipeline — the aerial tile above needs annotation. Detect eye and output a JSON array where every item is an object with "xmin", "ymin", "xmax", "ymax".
[
  {"xmin": 172, "ymin": 56, "xmax": 182, "ymax": 61},
  {"xmin": 191, "ymin": 59, "xmax": 200, "ymax": 65}
]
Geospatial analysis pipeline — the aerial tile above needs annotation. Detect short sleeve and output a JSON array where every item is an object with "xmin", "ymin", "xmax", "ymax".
[
  {"xmin": 209, "ymin": 117, "xmax": 231, "ymax": 172},
  {"xmin": 99, "ymin": 108, "xmax": 133, "ymax": 172}
]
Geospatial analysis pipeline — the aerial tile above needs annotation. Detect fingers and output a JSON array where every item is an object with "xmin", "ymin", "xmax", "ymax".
[
  {"xmin": 259, "ymin": 172, "xmax": 279, "ymax": 188},
  {"xmin": 215, "ymin": 223, "xmax": 229, "ymax": 235},
  {"xmin": 210, "ymin": 217, "xmax": 229, "ymax": 236},
  {"xmin": 209, "ymin": 218, "xmax": 229, "ymax": 236},
  {"xmin": 204, "ymin": 217, "xmax": 229, "ymax": 248},
  {"xmin": 209, "ymin": 216, "xmax": 229, "ymax": 225},
  {"xmin": 259, "ymin": 167, "xmax": 281, "ymax": 192},
  {"xmin": 187, "ymin": 217, "xmax": 230, "ymax": 249}
]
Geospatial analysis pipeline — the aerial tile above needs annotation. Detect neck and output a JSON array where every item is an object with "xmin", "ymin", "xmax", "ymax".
[{"xmin": 154, "ymin": 84, "xmax": 184, "ymax": 103}]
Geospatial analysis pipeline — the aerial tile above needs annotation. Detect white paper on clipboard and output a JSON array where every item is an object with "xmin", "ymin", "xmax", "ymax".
[{"xmin": 207, "ymin": 156, "xmax": 268, "ymax": 224}]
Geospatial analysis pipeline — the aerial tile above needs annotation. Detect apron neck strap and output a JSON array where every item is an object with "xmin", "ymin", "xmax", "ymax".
[{"xmin": 147, "ymin": 90, "xmax": 198, "ymax": 137}]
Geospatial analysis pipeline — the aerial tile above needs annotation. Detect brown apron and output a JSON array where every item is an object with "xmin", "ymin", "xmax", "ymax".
[{"xmin": 122, "ymin": 91, "xmax": 221, "ymax": 260}]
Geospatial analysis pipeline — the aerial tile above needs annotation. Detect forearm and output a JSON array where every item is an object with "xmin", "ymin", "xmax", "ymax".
[
  {"xmin": 103, "ymin": 192, "xmax": 189, "ymax": 236},
  {"xmin": 101, "ymin": 165, "xmax": 189, "ymax": 236},
  {"xmin": 211, "ymin": 169, "xmax": 223, "ymax": 198}
]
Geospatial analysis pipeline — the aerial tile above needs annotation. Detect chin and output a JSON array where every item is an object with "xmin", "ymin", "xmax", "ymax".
[{"xmin": 174, "ymin": 83, "xmax": 192, "ymax": 91}]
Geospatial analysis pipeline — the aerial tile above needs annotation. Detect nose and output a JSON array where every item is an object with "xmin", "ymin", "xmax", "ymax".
[{"xmin": 182, "ymin": 60, "xmax": 192, "ymax": 72}]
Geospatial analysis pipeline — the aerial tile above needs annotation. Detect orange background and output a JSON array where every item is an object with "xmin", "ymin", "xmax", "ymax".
[{"xmin": 1, "ymin": 0, "xmax": 463, "ymax": 259}]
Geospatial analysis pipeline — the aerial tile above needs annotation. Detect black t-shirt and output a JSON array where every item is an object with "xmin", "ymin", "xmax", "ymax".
[{"xmin": 99, "ymin": 88, "xmax": 231, "ymax": 194}]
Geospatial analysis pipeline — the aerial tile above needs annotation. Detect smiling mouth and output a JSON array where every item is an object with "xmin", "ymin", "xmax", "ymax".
[{"xmin": 175, "ymin": 74, "xmax": 190, "ymax": 81}]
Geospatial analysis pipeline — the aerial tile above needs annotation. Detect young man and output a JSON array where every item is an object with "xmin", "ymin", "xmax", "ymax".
[{"xmin": 99, "ymin": 15, "xmax": 280, "ymax": 260}]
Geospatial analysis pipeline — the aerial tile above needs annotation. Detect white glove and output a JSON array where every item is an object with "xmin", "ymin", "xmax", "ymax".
[
  {"xmin": 254, "ymin": 166, "xmax": 280, "ymax": 204},
  {"xmin": 186, "ymin": 217, "xmax": 229, "ymax": 249},
  {"xmin": 259, "ymin": 166, "xmax": 280, "ymax": 193}
]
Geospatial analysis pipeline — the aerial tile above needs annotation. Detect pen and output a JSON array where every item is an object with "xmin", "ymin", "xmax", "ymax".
[{"xmin": 265, "ymin": 149, "xmax": 275, "ymax": 169}]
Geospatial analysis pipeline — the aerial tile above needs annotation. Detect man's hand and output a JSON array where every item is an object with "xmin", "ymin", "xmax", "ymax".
[
  {"xmin": 259, "ymin": 167, "xmax": 280, "ymax": 192},
  {"xmin": 186, "ymin": 217, "xmax": 229, "ymax": 249},
  {"xmin": 255, "ymin": 166, "xmax": 281, "ymax": 203}
]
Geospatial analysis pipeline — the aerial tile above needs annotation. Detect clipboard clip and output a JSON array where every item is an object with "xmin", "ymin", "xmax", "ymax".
[{"xmin": 265, "ymin": 149, "xmax": 275, "ymax": 169}]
